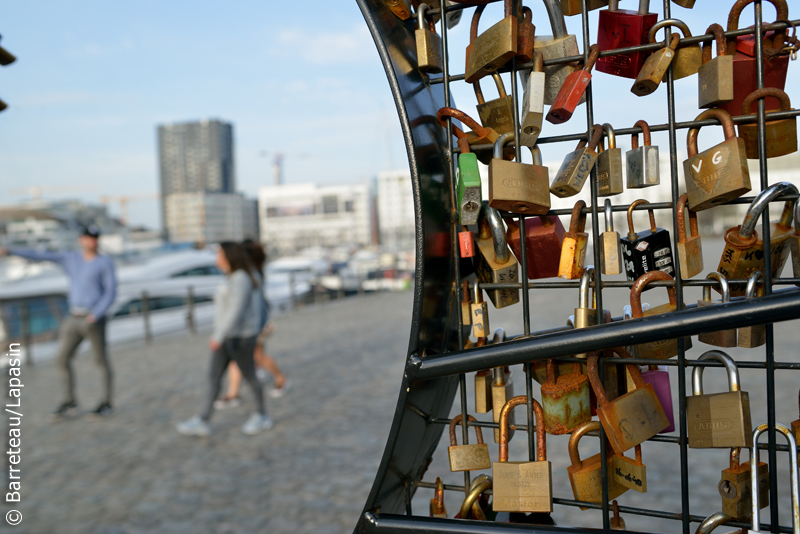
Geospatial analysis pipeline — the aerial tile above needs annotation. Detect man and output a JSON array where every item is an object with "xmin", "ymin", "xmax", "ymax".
[{"xmin": 0, "ymin": 225, "xmax": 117, "ymax": 421}]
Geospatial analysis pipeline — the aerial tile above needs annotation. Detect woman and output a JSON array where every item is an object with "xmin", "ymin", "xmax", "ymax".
[
  {"xmin": 177, "ymin": 242, "xmax": 273, "ymax": 436},
  {"xmin": 214, "ymin": 240, "xmax": 290, "ymax": 409}
]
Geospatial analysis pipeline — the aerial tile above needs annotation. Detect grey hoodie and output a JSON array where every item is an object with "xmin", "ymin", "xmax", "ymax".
[{"xmin": 211, "ymin": 269, "xmax": 261, "ymax": 343}]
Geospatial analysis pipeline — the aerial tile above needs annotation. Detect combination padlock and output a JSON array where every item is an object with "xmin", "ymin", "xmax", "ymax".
[{"xmin": 620, "ymin": 199, "xmax": 674, "ymax": 281}]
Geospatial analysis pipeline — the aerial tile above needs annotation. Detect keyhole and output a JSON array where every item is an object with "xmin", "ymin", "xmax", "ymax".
[{"xmin": 718, "ymin": 480, "xmax": 738, "ymax": 499}]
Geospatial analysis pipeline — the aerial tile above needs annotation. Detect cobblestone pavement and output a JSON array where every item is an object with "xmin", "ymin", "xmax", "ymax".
[{"xmin": 2, "ymin": 280, "xmax": 799, "ymax": 534}]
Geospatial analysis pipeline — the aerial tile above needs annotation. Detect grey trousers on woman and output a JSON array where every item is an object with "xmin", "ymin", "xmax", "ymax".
[
  {"xmin": 200, "ymin": 336, "xmax": 264, "ymax": 421},
  {"xmin": 56, "ymin": 314, "xmax": 112, "ymax": 405}
]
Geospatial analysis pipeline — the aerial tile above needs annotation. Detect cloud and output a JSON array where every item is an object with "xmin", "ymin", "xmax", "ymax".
[{"xmin": 271, "ymin": 25, "xmax": 375, "ymax": 65}]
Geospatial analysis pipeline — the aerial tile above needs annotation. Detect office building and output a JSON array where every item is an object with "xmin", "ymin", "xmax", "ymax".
[
  {"xmin": 165, "ymin": 192, "xmax": 258, "ymax": 245},
  {"xmin": 376, "ymin": 170, "xmax": 415, "ymax": 251}
]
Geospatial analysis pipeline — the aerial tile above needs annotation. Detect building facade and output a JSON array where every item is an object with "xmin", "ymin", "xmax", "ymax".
[
  {"xmin": 165, "ymin": 192, "xmax": 258, "ymax": 245},
  {"xmin": 376, "ymin": 170, "xmax": 415, "ymax": 251}
]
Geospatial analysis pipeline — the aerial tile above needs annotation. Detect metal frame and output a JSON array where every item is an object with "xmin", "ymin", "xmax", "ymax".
[{"xmin": 355, "ymin": 0, "xmax": 800, "ymax": 532}]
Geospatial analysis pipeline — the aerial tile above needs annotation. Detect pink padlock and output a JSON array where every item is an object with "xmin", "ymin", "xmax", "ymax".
[{"xmin": 640, "ymin": 365, "xmax": 674, "ymax": 433}]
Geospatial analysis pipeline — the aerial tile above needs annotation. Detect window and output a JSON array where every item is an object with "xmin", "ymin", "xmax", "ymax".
[
  {"xmin": 322, "ymin": 195, "xmax": 339, "ymax": 214},
  {"xmin": 171, "ymin": 265, "xmax": 222, "ymax": 277}
]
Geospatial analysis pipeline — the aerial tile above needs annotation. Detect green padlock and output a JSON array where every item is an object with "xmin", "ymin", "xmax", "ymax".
[{"xmin": 457, "ymin": 149, "xmax": 482, "ymax": 226}]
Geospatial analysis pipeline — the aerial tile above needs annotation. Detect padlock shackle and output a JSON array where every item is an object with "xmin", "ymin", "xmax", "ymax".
[
  {"xmin": 469, "ymin": 3, "xmax": 486, "ymax": 43},
  {"xmin": 676, "ymin": 193, "xmax": 699, "ymax": 244},
  {"xmin": 741, "ymin": 87, "xmax": 792, "ymax": 115},
  {"xmin": 729, "ymin": 447, "xmax": 740, "ymax": 470},
  {"xmin": 686, "ymin": 108, "xmax": 737, "ymax": 158},
  {"xmin": 498, "ymin": 395, "xmax": 546, "ymax": 462},
  {"xmin": 530, "ymin": 145, "xmax": 543, "ymax": 166},
  {"xmin": 630, "ymin": 270, "xmax": 676, "ymax": 319},
  {"xmin": 531, "ymin": 50, "xmax": 544, "ymax": 73},
  {"xmin": 459, "ymin": 474, "xmax": 493, "ymax": 520},
  {"xmin": 587, "ymin": 348, "xmax": 645, "ymax": 408},
  {"xmin": 702, "ymin": 23, "xmax": 727, "ymax": 65},
  {"xmin": 634, "ymin": 443, "xmax": 643, "ymax": 465},
  {"xmin": 449, "ymin": 413, "xmax": 485, "ymax": 446},
  {"xmin": 727, "ymin": 0, "xmax": 789, "ymax": 54},
  {"xmin": 490, "ymin": 327, "xmax": 506, "ymax": 345},
  {"xmin": 738, "ymin": 181, "xmax": 799, "ymax": 239},
  {"xmin": 631, "ymin": 120, "xmax": 652, "ymax": 149},
  {"xmin": 745, "ymin": 270, "xmax": 765, "ymax": 299},
  {"xmin": 649, "ymin": 18, "xmax": 692, "ymax": 44},
  {"xmin": 474, "ymin": 73, "xmax": 509, "ymax": 106},
  {"xmin": 568, "ymin": 199, "xmax": 588, "ymax": 234},
  {"xmin": 578, "ymin": 265, "xmax": 595, "ymax": 309},
  {"xmin": 503, "ymin": 0, "xmax": 514, "ymax": 18},
  {"xmin": 604, "ymin": 199, "xmax": 615, "ymax": 233},
  {"xmin": 611, "ymin": 500, "xmax": 625, "ymax": 530},
  {"xmin": 602, "ymin": 123, "xmax": 616, "ymax": 150},
  {"xmin": 583, "ymin": 44, "xmax": 601, "ymax": 72},
  {"xmin": 568, "ymin": 420, "xmax": 600, "ymax": 468},
  {"xmin": 750, "ymin": 422, "xmax": 799, "ymax": 533},
  {"xmin": 462, "ymin": 279, "xmax": 471, "ymax": 305},
  {"xmin": 473, "ymin": 280, "xmax": 482, "ymax": 304},
  {"xmin": 587, "ymin": 124, "xmax": 603, "ymax": 152},
  {"xmin": 417, "ymin": 3, "xmax": 435, "ymax": 32},
  {"xmin": 436, "ymin": 107, "xmax": 484, "ymax": 154},
  {"xmin": 696, "ymin": 512, "xmax": 736, "ymax": 534},
  {"xmin": 478, "ymin": 201, "xmax": 511, "ymax": 263},
  {"xmin": 493, "ymin": 131, "xmax": 516, "ymax": 160},
  {"xmin": 703, "ymin": 271, "xmax": 731, "ymax": 303},
  {"xmin": 691, "ymin": 350, "xmax": 740, "ymax": 396},
  {"xmin": 432, "ymin": 477, "xmax": 445, "ymax": 515},
  {"xmin": 637, "ymin": 0, "xmax": 650, "ymax": 15},
  {"xmin": 626, "ymin": 199, "xmax": 656, "ymax": 240},
  {"xmin": 541, "ymin": 0, "xmax": 569, "ymax": 40}
]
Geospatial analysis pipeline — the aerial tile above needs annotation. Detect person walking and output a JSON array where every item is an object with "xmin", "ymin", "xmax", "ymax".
[
  {"xmin": 0, "ymin": 225, "xmax": 117, "ymax": 421},
  {"xmin": 177, "ymin": 242, "xmax": 273, "ymax": 436}
]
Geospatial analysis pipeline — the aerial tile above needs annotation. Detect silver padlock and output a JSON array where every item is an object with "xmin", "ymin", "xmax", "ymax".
[
  {"xmin": 520, "ymin": 51, "xmax": 545, "ymax": 147},
  {"xmin": 746, "ymin": 423, "xmax": 799, "ymax": 534},
  {"xmin": 626, "ymin": 119, "xmax": 660, "ymax": 189},
  {"xmin": 533, "ymin": 0, "xmax": 582, "ymax": 106}
]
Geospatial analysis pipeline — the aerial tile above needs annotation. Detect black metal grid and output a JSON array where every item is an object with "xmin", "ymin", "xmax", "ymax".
[{"xmin": 355, "ymin": 1, "xmax": 800, "ymax": 533}]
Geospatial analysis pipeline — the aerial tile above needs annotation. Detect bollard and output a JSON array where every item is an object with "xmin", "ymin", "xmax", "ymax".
[
  {"xmin": 186, "ymin": 286, "xmax": 195, "ymax": 334},
  {"xmin": 141, "ymin": 291, "xmax": 152, "ymax": 344}
]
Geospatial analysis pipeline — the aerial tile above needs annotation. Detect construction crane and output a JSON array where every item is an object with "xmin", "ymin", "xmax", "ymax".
[{"xmin": 99, "ymin": 193, "xmax": 160, "ymax": 226}]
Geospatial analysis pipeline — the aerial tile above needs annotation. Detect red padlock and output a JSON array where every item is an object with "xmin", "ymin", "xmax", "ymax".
[
  {"xmin": 459, "ymin": 226, "xmax": 475, "ymax": 258},
  {"xmin": 546, "ymin": 44, "xmax": 600, "ymax": 125},
  {"xmin": 717, "ymin": 0, "xmax": 791, "ymax": 117},
  {"xmin": 506, "ymin": 215, "xmax": 565, "ymax": 280},
  {"xmin": 595, "ymin": 0, "xmax": 658, "ymax": 79}
]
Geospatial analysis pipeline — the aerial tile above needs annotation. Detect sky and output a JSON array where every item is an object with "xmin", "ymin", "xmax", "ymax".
[{"xmin": 1, "ymin": 1, "xmax": 797, "ymax": 229}]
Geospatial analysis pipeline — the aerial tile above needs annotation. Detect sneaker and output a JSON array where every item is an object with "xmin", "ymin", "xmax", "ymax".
[
  {"xmin": 213, "ymin": 396, "xmax": 241, "ymax": 410},
  {"xmin": 176, "ymin": 415, "xmax": 211, "ymax": 437},
  {"xmin": 48, "ymin": 401, "xmax": 80, "ymax": 422},
  {"xmin": 86, "ymin": 402, "xmax": 113, "ymax": 420},
  {"xmin": 241, "ymin": 413, "xmax": 273, "ymax": 435},
  {"xmin": 268, "ymin": 377, "xmax": 291, "ymax": 399}
]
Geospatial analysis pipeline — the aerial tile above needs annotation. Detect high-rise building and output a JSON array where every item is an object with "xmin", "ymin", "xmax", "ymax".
[
  {"xmin": 376, "ymin": 170, "xmax": 415, "ymax": 251},
  {"xmin": 165, "ymin": 192, "xmax": 258, "ymax": 245}
]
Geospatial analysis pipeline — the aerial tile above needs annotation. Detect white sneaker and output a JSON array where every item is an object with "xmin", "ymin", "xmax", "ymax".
[
  {"xmin": 176, "ymin": 415, "xmax": 211, "ymax": 437},
  {"xmin": 269, "ymin": 377, "xmax": 292, "ymax": 399},
  {"xmin": 213, "ymin": 396, "xmax": 242, "ymax": 410},
  {"xmin": 241, "ymin": 413, "xmax": 274, "ymax": 435}
]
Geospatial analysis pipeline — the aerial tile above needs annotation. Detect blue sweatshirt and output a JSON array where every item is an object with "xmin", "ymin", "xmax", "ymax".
[{"xmin": 9, "ymin": 248, "xmax": 117, "ymax": 319}]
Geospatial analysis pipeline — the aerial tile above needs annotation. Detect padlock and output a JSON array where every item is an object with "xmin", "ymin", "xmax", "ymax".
[
  {"xmin": 601, "ymin": 200, "xmax": 623, "ymax": 276},
  {"xmin": 626, "ymin": 120, "xmax": 660, "ymax": 188},
  {"xmin": 596, "ymin": 0, "xmax": 658, "ymax": 79},
  {"xmin": 717, "ymin": 181, "xmax": 799, "ymax": 296},
  {"xmin": 698, "ymin": 23, "xmax": 734, "ymax": 109},
  {"xmin": 746, "ymin": 423, "xmax": 800, "ymax": 534},
  {"xmin": 546, "ymin": 44, "xmax": 600, "ymax": 125},
  {"xmin": 676, "ymin": 193, "xmax": 703, "ymax": 279},
  {"xmin": 430, "ymin": 477, "xmax": 448, "ymax": 518},
  {"xmin": 567, "ymin": 420, "xmax": 629, "ymax": 508},
  {"xmin": 631, "ymin": 33, "xmax": 680, "ymax": 97},
  {"xmin": 573, "ymin": 265, "xmax": 600, "ymax": 337},
  {"xmin": 738, "ymin": 88, "xmax": 798, "ymax": 160},
  {"xmin": 738, "ymin": 271, "xmax": 766, "ymax": 348},
  {"xmin": 620, "ymin": 199, "xmax": 674, "ymax": 281},
  {"xmin": 460, "ymin": 226, "xmax": 475, "ymax": 258},
  {"xmin": 683, "ymin": 108, "xmax": 752, "ymax": 211},
  {"xmin": 461, "ymin": 280, "xmax": 473, "ymax": 327},
  {"xmin": 588, "ymin": 348, "xmax": 670, "ymax": 453},
  {"xmin": 629, "ymin": 270, "xmax": 693, "ymax": 358},
  {"xmin": 558, "ymin": 200, "xmax": 589, "ymax": 280},
  {"xmin": 470, "ymin": 281, "xmax": 489, "ymax": 338},
  {"xmin": 475, "ymin": 73, "xmax": 515, "ymax": 135},
  {"xmin": 488, "ymin": 132, "xmax": 551, "ymax": 215},
  {"xmin": 507, "ymin": 214, "xmax": 565, "ymax": 280},
  {"xmin": 697, "ymin": 272, "xmax": 738, "ymax": 347},
  {"xmin": 718, "ymin": 0, "xmax": 791, "ymax": 118},
  {"xmin": 687, "ymin": 350, "xmax": 753, "ymax": 449},
  {"xmin": 491, "ymin": 364, "xmax": 514, "ymax": 443},
  {"xmin": 456, "ymin": 474, "xmax": 493, "ymax": 520},
  {"xmin": 613, "ymin": 444, "xmax": 646, "ymax": 493},
  {"xmin": 648, "ymin": 19, "xmax": 702, "ymax": 79},
  {"xmin": 596, "ymin": 123, "xmax": 624, "ymax": 197},
  {"xmin": 493, "ymin": 396, "xmax": 553, "ymax": 513},
  {"xmin": 610, "ymin": 501, "xmax": 626, "ymax": 531},
  {"xmin": 551, "ymin": 124, "xmax": 603, "ymax": 198},
  {"xmin": 475, "ymin": 369, "xmax": 492, "ymax": 413},
  {"xmin": 520, "ymin": 52, "xmax": 545, "ymax": 147},
  {"xmin": 438, "ymin": 105, "xmax": 505, "ymax": 167},
  {"xmin": 381, "ymin": 0, "xmax": 413, "ymax": 20},
  {"xmin": 415, "ymin": 4, "xmax": 443, "ymax": 74},
  {"xmin": 533, "ymin": 0, "xmax": 582, "ymax": 106},
  {"xmin": 696, "ymin": 512, "xmax": 736, "ymax": 534},
  {"xmin": 448, "ymin": 413, "xmax": 492, "ymax": 471},
  {"xmin": 541, "ymin": 358, "xmax": 590, "ymax": 435},
  {"xmin": 790, "ymin": 200, "xmax": 800, "ymax": 283},
  {"xmin": 561, "ymin": 0, "xmax": 608, "ymax": 16},
  {"xmin": 436, "ymin": 108, "xmax": 482, "ymax": 225},
  {"xmin": 464, "ymin": 1, "xmax": 518, "ymax": 84},
  {"xmin": 475, "ymin": 202, "xmax": 521, "ymax": 308},
  {"xmin": 719, "ymin": 447, "xmax": 769, "ymax": 519},
  {"xmin": 516, "ymin": 5, "xmax": 535, "ymax": 64},
  {"xmin": 641, "ymin": 365, "xmax": 675, "ymax": 433}
]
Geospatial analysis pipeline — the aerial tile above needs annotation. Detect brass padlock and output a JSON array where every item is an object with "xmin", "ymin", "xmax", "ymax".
[
  {"xmin": 475, "ymin": 202, "xmax": 520, "ymax": 308},
  {"xmin": 475, "ymin": 369, "xmax": 492, "ymax": 413},
  {"xmin": 491, "ymin": 363, "xmax": 514, "ymax": 443},
  {"xmin": 520, "ymin": 52, "xmax": 545, "ymax": 147},
  {"xmin": 461, "ymin": 280, "xmax": 472, "ymax": 327},
  {"xmin": 719, "ymin": 447, "xmax": 769, "ymax": 519},
  {"xmin": 588, "ymin": 348, "xmax": 670, "ymax": 453},
  {"xmin": 448, "ymin": 413, "xmax": 492, "ymax": 471},
  {"xmin": 415, "ymin": 4, "xmax": 443, "ymax": 74},
  {"xmin": 687, "ymin": 350, "xmax": 753, "ymax": 449},
  {"xmin": 648, "ymin": 18, "xmax": 702, "ymax": 79},
  {"xmin": 488, "ymin": 132, "xmax": 551, "ymax": 215},
  {"xmin": 597, "ymin": 123, "xmax": 624, "ymax": 197},
  {"xmin": 698, "ymin": 23, "xmax": 734, "ymax": 109},
  {"xmin": 717, "ymin": 181, "xmax": 799, "ymax": 296},
  {"xmin": 601, "ymin": 200, "xmax": 623, "ymax": 276},
  {"xmin": 683, "ymin": 108, "xmax": 751, "ymax": 212},
  {"xmin": 560, "ymin": 0, "xmax": 608, "ymax": 16},
  {"xmin": 676, "ymin": 193, "xmax": 703, "ymax": 279},
  {"xmin": 626, "ymin": 120, "xmax": 660, "ymax": 188},
  {"xmin": 540, "ymin": 358, "xmax": 590, "ymax": 435},
  {"xmin": 558, "ymin": 200, "xmax": 589, "ymax": 280},
  {"xmin": 550, "ymin": 124, "xmax": 603, "ymax": 198},
  {"xmin": 613, "ymin": 444, "xmax": 646, "ymax": 493},
  {"xmin": 697, "ymin": 272, "xmax": 738, "ymax": 347},
  {"xmin": 493, "ymin": 396, "xmax": 553, "ymax": 513},
  {"xmin": 738, "ymin": 88, "xmax": 798, "ymax": 160},
  {"xmin": 567, "ymin": 420, "xmax": 629, "ymax": 508},
  {"xmin": 464, "ymin": 1, "xmax": 518, "ymax": 84},
  {"xmin": 738, "ymin": 271, "xmax": 766, "ymax": 349},
  {"xmin": 629, "ymin": 270, "xmax": 692, "ymax": 359},
  {"xmin": 632, "ymin": 33, "xmax": 679, "ymax": 97},
  {"xmin": 456, "ymin": 474, "xmax": 493, "ymax": 520},
  {"xmin": 573, "ymin": 265, "xmax": 598, "ymax": 336},
  {"xmin": 470, "ymin": 281, "xmax": 490, "ymax": 339},
  {"xmin": 534, "ymin": 0, "xmax": 582, "ymax": 106},
  {"xmin": 610, "ymin": 501, "xmax": 626, "ymax": 531},
  {"xmin": 475, "ymin": 73, "xmax": 515, "ymax": 135},
  {"xmin": 430, "ymin": 477, "xmax": 448, "ymax": 518}
]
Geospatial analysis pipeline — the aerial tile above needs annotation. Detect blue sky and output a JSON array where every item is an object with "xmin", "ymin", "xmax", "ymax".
[{"xmin": 1, "ymin": 1, "xmax": 796, "ymax": 229}]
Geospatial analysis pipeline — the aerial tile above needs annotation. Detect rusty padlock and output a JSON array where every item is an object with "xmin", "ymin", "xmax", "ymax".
[
  {"xmin": 430, "ymin": 477, "xmax": 448, "ymax": 518},
  {"xmin": 676, "ymin": 193, "xmax": 703, "ymax": 279},
  {"xmin": 540, "ymin": 358, "xmax": 590, "ymax": 435},
  {"xmin": 719, "ymin": 446, "xmax": 769, "ymax": 519},
  {"xmin": 738, "ymin": 88, "xmax": 798, "ymax": 160},
  {"xmin": 558, "ymin": 200, "xmax": 589, "ymax": 280}
]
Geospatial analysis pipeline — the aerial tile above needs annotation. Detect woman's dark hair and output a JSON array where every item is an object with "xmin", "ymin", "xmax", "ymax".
[
  {"xmin": 219, "ymin": 241, "xmax": 257, "ymax": 288},
  {"xmin": 242, "ymin": 239, "xmax": 267, "ymax": 274}
]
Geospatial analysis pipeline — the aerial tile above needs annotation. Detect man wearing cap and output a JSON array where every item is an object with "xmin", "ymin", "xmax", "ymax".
[{"xmin": 0, "ymin": 225, "xmax": 117, "ymax": 420}]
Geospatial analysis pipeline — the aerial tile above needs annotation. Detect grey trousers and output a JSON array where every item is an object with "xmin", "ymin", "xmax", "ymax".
[
  {"xmin": 56, "ymin": 314, "xmax": 113, "ymax": 405},
  {"xmin": 200, "ymin": 336, "xmax": 264, "ymax": 421}
]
